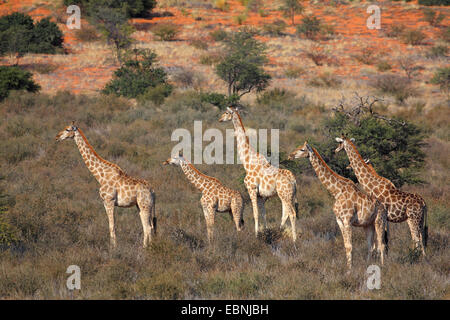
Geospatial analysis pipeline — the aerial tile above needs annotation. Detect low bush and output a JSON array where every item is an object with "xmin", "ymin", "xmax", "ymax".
[
  {"xmin": 0, "ymin": 66, "xmax": 40, "ymax": 101},
  {"xmin": 102, "ymin": 49, "xmax": 172, "ymax": 101},
  {"xmin": 263, "ymin": 20, "xmax": 287, "ymax": 37},
  {"xmin": 151, "ymin": 23, "xmax": 180, "ymax": 41},
  {"xmin": 369, "ymin": 74, "xmax": 415, "ymax": 103},
  {"xmin": 402, "ymin": 29, "xmax": 426, "ymax": 46},
  {"xmin": 430, "ymin": 67, "xmax": 450, "ymax": 96}
]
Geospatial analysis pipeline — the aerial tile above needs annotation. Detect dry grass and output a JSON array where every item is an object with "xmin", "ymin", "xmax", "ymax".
[{"xmin": 0, "ymin": 90, "xmax": 448, "ymax": 299}]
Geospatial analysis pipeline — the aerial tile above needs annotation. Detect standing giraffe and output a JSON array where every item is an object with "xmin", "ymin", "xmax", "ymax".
[
  {"xmin": 56, "ymin": 123, "xmax": 156, "ymax": 248},
  {"xmin": 335, "ymin": 136, "xmax": 428, "ymax": 256},
  {"xmin": 219, "ymin": 107, "xmax": 298, "ymax": 242},
  {"xmin": 163, "ymin": 152, "xmax": 244, "ymax": 242},
  {"xmin": 289, "ymin": 142, "xmax": 387, "ymax": 268}
]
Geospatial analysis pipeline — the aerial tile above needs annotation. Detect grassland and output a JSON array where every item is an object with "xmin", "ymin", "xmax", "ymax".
[{"xmin": 0, "ymin": 0, "xmax": 449, "ymax": 299}]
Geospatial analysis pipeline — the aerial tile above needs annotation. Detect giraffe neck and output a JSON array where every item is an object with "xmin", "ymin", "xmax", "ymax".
[
  {"xmin": 232, "ymin": 113, "xmax": 269, "ymax": 171},
  {"xmin": 344, "ymin": 140, "xmax": 393, "ymax": 197},
  {"xmin": 179, "ymin": 159, "xmax": 216, "ymax": 192},
  {"xmin": 74, "ymin": 129, "xmax": 120, "ymax": 184},
  {"xmin": 309, "ymin": 147, "xmax": 353, "ymax": 198}
]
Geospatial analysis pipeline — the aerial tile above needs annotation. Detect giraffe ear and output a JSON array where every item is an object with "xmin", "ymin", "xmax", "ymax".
[
  {"xmin": 335, "ymin": 137, "xmax": 344, "ymax": 143},
  {"xmin": 364, "ymin": 158, "xmax": 370, "ymax": 164},
  {"xmin": 227, "ymin": 107, "xmax": 233, "ymax": 112},
  {"xmin": 350, "ymin": 138, "xmax": 355, "ymax": 142}
]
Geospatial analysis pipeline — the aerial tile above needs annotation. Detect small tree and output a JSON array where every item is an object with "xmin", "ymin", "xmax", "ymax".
[
  {"xmin": 90, "ymin": 6, "xmax": 134, "ymax": 64},
  {"xmin": 215, "ymin": 30, "xmax": 271, "ymax": 98},
  {"xmin": 296, "ymin": 15, "xmax": 321, "ymax": 39},
  {"xmin": 431, "ymin": 67, "xmax": 450, "ymax": 97},
  {"xmin": 103, "ymin": 48, "xmax": 172, "ymax": 101},
  {"xmin": 0, "ymin": 66, "xmax": 40, "ymax": 101},
  {"xmin": 280, "ymin": 0, "xmax": 304, "ymax": 26}
]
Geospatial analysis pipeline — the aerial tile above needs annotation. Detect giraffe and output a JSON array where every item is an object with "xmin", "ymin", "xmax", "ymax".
[
  {"xmin": 163, "ymin": 152, "xmax": 244, "ymax": 242},
  {"xmin": 219, "ymin": 107, "xmax": 298, "ymax": 242},
  {"xmin": 289, "ymin": 142, "xmax": 387, "ymax": 268},
  {"xmin": 335, "ymin": 136, "xmax": 428, "ymax": 256},
  {"xmin": 56, "ymin": 123, "xmax": 156, "ymax": 248}
]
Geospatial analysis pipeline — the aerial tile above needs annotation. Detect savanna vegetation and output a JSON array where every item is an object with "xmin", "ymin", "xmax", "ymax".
[{"xmin": 0, "ymin": 0, "xmax": 448, "ymax": 300}]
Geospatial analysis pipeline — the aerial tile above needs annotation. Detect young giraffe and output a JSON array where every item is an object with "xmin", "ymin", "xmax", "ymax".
[
  {"xmin": 289, "ymin": 142, "xmax": 387, "ymax": 268},
  {"xmin": 219, "ymin": 107, "xmax": 298, "ymax": 242},
  {"xmin": 335, "ymin": 136, "xmax": 428, "ymax": 256},
  {"xmin": 163, "ymin": 152, "xmax": 244, "ymax": 242},
  {"xmin": 56, "ymin": 123, "xmax": 156, "ymax": 248}
]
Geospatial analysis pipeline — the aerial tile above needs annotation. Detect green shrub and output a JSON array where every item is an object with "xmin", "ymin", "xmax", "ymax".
[
  {"xmin": 422, "ymin": 8, "xmax": 445, "ymax": 26},
  {"xmin": 426, "ymin": 45, "xmax": 448, "ymax": 58},
  {"xmin": 369, "ymin": 74, "xmax": 415, "ymax": 103},
  {"xmin": 63, "ymin": 0, "xmax": 157, "ymax": 18},
  {"xmin": 402, "ymin": 29, "xmax": 426, "ymax": 45},
  {"xmin": 284, "ymin": 66, "xmax": 305, "ymax": 78},
  {"xmin": 307, "ymin": 72, "xmax": 341, "ymax": 88},
  {"xmin": 75, "ymin": 26, "xmax": 100, "ymax": 42},
  {"xmin": 438, "ymin": 27, "xmax": 450, "ymax": 42},
  {"xmin": 296, "ymin": 16, "xmax": 321, "ymax": 39},
  {"xmin": 29, "ymin": 18, "xmax": 64, "ymax": 53},
  {"xmin": 418, "ymin": 0, "xmax": 450, "ymax": 6},
  {"xmin": 376, "ymin": 60, "xmax": 392, "ymax": 72},
  {"xmin": 189, "ymin": 39, "xmax": 208, "ymax": 50},
  {"xmin": 0, "ymin": 66, "xmax": 40, "ymax": 101},
  {"xmin": 209, "ymin": 29, "xmax": 228, "ymax": 42},
  {"xmin": 430, "ymin": 67, "xmax": 450, "ymax": 96},
  {"xmin": 256, "ymin": 88, "xmax": 296, "ymax": 105},
  {"xmin": 199, "ymin": 92, "xmax": 238, "ymax": 110},
  {"xmin": 385, "ymin": 24, "xmax": 406, "ymax": 38},
  {"xmin": 138, "ymin": 83, "xmax": 173, "ymax": 105},
  {"xmin": 151, "ymin": 23, "xmax": 180, "ymax": 41},
  {"xmin": 103, "ymin": 49, "xmax": 172, "ymax": 100},
  {"xmin": 199, "ymin": 52, "xmax": 223, "ymax": 65},
  {"xmin": 263, "ymin": 20, "xmax": 287, "ymax": 37},
  {"xmin": 0, "ymin": 13, "xmax": 63, "ymax": 61}
]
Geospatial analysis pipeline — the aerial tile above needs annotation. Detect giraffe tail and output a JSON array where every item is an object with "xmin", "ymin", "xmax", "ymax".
[
  {"xmin": 294, "ymin": 182, "xmax": 299, "ymax": 219},
  {"xmin": 151, "ymin": 191, "xmax": 157, "ymax": 236},
  {"xmin": 422, "ymin": 204, "xmax": 428, "ymax": 248}
]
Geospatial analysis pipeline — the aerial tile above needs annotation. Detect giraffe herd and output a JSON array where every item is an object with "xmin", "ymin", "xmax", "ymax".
[{"xmin": 55, "ymin": 107, "xmax": 428, "ymax": 269}]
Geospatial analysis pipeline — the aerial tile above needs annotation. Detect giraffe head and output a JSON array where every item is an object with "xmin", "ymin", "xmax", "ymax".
[
  {"xmin": 334, "ymin": 135, "xmax": 354, "ymax": 153},
  {"xmin": 163, "ymin": 151, "xmax": 184, "ymax": 166},
  {"xmin": 55, "ymin": 122, "xmax": 78, "ymax": 141},
  {"xmin": 288, "ymin": 141, "xmax": 313, "ymax": 160},
  {"xmin": 218, "ymin": 106, "xmax": 239, "ymax": 122}
]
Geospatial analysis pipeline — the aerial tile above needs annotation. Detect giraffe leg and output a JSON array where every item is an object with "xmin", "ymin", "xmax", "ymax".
[
  {"xmin": 138, "ymin": 207, "xmax": 151, "ymax": 248},
  {"xmin": 103, "ymin": 200, "xmax": 117, "ymax": 248},
  {"xmin": 364, "ymin": 225, "xmax": 375, "ymax": 263},
  {"xmin": 231, "ymin": 195, "xmax": 244, "ymax": 231},
  {"xmin": 374, "ymin": 211, "xmax": 387, "ymax": 265},
  {"xmin": 407, "ymin": 214, "xmax": 425, "ymax": 257},
  {"xmin": 337, "ymin": 218, "xmax": 352, "ymax": 270},
  {"xmin": 281, "ymin": 201, "xmax": 297, "ymax": 243},
  {"xmin": 201, "ymin": 203, "xmax": 215, "ymax": 243},
  {"xmin": 257, "ymin": 196, "xmax": 267, "ymax": 230},
  {"xmin": 247, "ymin": 187, "xmax": 260, "ymax": 236}
]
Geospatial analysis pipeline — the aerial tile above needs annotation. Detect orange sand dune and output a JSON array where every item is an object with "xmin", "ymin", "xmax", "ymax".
[{"xmin": 0, "ymin": 0, "xmax": 448, "ymax": 94}]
